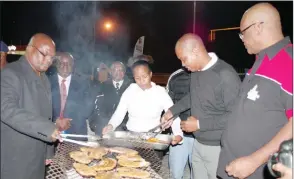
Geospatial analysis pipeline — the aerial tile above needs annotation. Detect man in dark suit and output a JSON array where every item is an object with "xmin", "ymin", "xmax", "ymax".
[
  {"xmin": 89, "ymin": 61, "xmax": 132, "ymax": 135},
  {"xmin": 1, "ymin": 33, "xmax": 70, "ymax": 179},
  {"xmin": 48, "ymin": 52, "xmax": 93, "ymax": 136}
]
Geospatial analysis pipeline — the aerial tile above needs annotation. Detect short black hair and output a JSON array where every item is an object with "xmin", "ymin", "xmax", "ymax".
[{"xmin": 131, "ymin": 60, "xmax": 152, "ymax": 72}]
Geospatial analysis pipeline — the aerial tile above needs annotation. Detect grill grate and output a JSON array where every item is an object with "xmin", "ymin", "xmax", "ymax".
[{"xmin": 46, "ymin": 139, "xmax": 171, "ymax": 179}]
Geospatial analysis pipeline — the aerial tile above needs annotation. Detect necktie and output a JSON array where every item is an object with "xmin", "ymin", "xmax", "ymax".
[
  {"xmin": 116, "ymin": 82, "xmax": 120, "ymax": 91},
  {"xmin": 60, "ymin": 79, "xmax": 67, "ymax": 118}
]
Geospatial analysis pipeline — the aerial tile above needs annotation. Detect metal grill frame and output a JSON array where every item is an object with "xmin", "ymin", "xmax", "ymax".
[{"xmin": 46, "ymin": 139, "xmax": 171, "ymax": 179}]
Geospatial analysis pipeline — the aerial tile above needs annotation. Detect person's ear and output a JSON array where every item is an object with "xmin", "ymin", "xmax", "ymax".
[
  {"xmin": 254, "ymin": 22, "xmax": 263, "ymax": 36},
  {"xmin": 192, "ymin": 47, "xmax": 198, "ymax": 54}
]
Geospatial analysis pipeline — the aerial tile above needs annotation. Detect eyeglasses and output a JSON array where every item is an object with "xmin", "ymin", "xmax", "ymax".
[
  {"xmin": 28, "ymin": 45, "xmax": 48, "ymax": 58},
  {"xmin": 239, "ymin": 22, "xmax": 264, "ymax": 39}
]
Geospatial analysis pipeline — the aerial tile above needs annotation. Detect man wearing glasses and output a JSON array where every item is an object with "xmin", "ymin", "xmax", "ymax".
[
  {"xmin": 1, "ymin": 33, "xmax": 70, "ymax": 179},
  {"xmin": 217, "ymin": 3, "xmax": 293, "ymax": 179}
]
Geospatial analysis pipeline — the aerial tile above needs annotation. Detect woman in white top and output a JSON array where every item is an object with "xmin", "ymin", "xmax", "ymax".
[{"xmin": 102, "ymin": 60, "xmax": 183, "ymax": 145}]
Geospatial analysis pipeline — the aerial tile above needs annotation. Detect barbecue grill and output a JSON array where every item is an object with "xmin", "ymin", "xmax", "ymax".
[{"xmin": 46, "ymin": 138, "xmax": 171, "ymax": 179}]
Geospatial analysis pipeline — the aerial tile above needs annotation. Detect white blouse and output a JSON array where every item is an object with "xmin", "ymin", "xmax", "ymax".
[{"xmin": 108, "ymin": 82, "xmax": 183, "ymax": 137}]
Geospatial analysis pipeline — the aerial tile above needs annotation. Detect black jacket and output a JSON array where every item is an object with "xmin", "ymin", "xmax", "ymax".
[
  {"xmin": 167, "ymin": 68, "xmax": 193, "ymax": 138},
  {"xmin": 89, "ymin": 77, "xmax": 133, "ymax": 135}
]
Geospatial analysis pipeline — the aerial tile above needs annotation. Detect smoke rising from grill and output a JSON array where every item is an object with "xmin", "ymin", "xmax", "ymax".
[{"xmin": 52, "ymin": 2, "xmax": 131, "ymax": 77}]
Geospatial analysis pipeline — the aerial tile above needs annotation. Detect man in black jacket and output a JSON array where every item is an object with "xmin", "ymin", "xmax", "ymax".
[
  {"xmin": 166, "ymin": 68, "xmax": 195, "ymax": 179},
  {"xmin": 162, "ymin": 33, "xmax": 241, "ymax": 179},
  {"xmin": 89, "ymin": 61, "xmax": 132, "ymax": 135}
]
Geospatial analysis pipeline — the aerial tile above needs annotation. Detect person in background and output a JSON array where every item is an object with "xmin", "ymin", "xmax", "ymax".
[
  {"xmin": 1, "ymin": 33, "xmax": 69, "ymax": 179},
  {"xmin": 161, "ymin": 33, "xmax": 241, "ymax": 179},
  {"xmin": 102, "ymin": 60, "xmax": 184, "ymax": 161},
  {"xmin": 91, "ymin": 62, "xmax": 110, "ymax": 86},
  {"xmin": 0, "ymin": 41, "xmax": 8, "ymax": 69},
  {"xmin": 89, "ymin": 61, "xmax": 132, "ymax": 135},
  {"xmin": 166, "ymin": 67, "xmax": 194, "ymax": 179},
  {"xmin": 48, "ymin": 52, "xmax": 92, "ymax": 136},
  {"xmin": 217, "ymin": 3, "xmax": 293, "ymax": 179}
]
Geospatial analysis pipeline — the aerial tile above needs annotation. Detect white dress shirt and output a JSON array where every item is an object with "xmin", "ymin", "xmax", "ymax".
[
  {"xmin": 112, "ymin": 80, "xmax": 124, "ymax": 89},
  {"xmin": 58, "ymin": 74, "xmax": 72, "ymax": 95},
  {"xmin": 108, "ymin": 82, "xmax": 183, "ymax": 137}
]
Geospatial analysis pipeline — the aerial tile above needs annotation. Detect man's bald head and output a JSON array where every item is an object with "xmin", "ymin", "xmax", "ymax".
[
  {"xmin": 26, "ymin": 33, "xmax": 56, "ymax": 72},
  {"xmin": 241, "ymin": 3, "xmax": 281, "ymax": 29},
  {"xmin": 240, "ymin": 3, "xmax": 284, "ymax": 54},
  {"xmin": 176, "ymin": 33, "xmax": 207, "ymax": 54},
  {"xmin": 28, "ymin": 33, "xmax": 56, "ymax": 48},
  {"xmin": 175, "ymin": 33, "xmax": 210, "ymax": 72}
]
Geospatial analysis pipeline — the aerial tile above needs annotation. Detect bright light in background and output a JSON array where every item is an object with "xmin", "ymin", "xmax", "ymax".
[
  {"xmin": 8, "ymin": 45, "xmax": 16, "ymax": 51},
  {"xmin": 104, "ymin": 21, "xmax": 113, "ymax": 31}
]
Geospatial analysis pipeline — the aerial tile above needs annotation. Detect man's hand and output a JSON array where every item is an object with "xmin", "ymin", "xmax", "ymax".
[
  {"xmin": 55, "ymin": 117, "xmax": 71, "ymax": 131},
  {"xmin": 273, "ymin": 163, "xmax": 292, "ymax": 179},
  {"xmin": 161, "ymin": 110, "xmax": 174, "ymax": 130},
  {"xmin": 45, "ymin": 159, "xmax": 52, "ymax": 165},
  {"xmin": 225, "ymin": 155, "xmax": 259, "ymax": 179},
  {"xmin": 51, "ymin": 129, "xmax": 62, "ymax": 142},
  {"xmin": 171, "ymin": 135, "xmax": 183, "ymax": 145},
  {"xmin": 180, "ymin": 116, "xmax": 199, "ymax": 132},
  {"xmin": 102, "ymin": 124, "xmax": 114, "ymax": 135}
]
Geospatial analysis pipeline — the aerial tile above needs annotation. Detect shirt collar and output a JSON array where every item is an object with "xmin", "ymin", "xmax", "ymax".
[
  {"xmin": 257, "ymin": 36, "xmax": 291, "ymax": 60},
  {"xmin": 201, "ymin": 52, "xmax": 218, "ymax": 71},
  {"xmin": 113, "ymin": 80, "xmax": 124, "ymax": 88},
  {"xmin": 135, "ymin": 82, "xmax": 156, "ymax": 91},
  {"xmin": 58, "ymin": 74, "xmax": 72, "ymax": 82}
]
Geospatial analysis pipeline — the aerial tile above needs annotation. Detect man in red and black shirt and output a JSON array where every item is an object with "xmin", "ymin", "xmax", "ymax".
[{"xmin": 217, "ymin": 3, "xmax": 293, "ymax": 179}]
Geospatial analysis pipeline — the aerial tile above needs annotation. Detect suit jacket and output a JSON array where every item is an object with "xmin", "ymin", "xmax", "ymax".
[
  {"xmin": 49, "ymin": 74, "xmax": 93, "ymax": 136},
  {"xmin": 89, "ymin": 77, "xmax": 132, "ymax": 135},
  {"xmin": 1, "ymin": 56, "xmax": 55, "ymax": 179}
]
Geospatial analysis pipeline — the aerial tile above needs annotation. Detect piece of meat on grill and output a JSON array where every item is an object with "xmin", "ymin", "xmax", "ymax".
[
  {"xmin": 95, "ymin": 171, "xmax": 120, "ymax": 179},
  {"xmin": 117, "ymin": 167, "xmax": 151, "ymax": 178},
  {"xmin": 80, "ymin": 147, "xmax": 108, "ymax": 160},
  {"xmin": 92, "ymin": 158, "xmax": 117, "ymax": 171},
  {"xmin": 73, "ymin": 162, "xmax": 97, "ymax": 177},
  {"xmin": 108, "ymin": 147, "xmax": 138, "ymax": 156},
  {"xmin": 116, "ymin": 154, "xmax": 144, "ymax": 161},
  {"xmin": 69, "ymin": 151, "xmax": 93, "ymax": 164},
  {"xmin": 118, "ymin": 158, "xmax": 150, "ymax": 168}
]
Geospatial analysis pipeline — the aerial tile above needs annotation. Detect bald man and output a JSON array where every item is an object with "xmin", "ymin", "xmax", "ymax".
[
  {"xmin": 217, "ymin": 3, "xmax": 293, "ymax": 179},
  {"xmin": 161, "ymin": 33, "xmax": 241, "ymax": 179},
  {"xmin": 1, "ymin": 33, "xmax": 70, "ymax": 179}
]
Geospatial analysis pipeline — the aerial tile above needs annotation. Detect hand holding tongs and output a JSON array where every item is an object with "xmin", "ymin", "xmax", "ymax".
[
  {"xmin": 60, "ymin": 134, "xmax": 102, "ymax": 147},
  {"xmin": 146, "ymin": 113, "xmax": 179, "ymax": 139}
]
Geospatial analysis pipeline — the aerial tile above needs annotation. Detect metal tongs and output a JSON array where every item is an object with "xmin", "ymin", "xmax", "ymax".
[
  {"xmin": 60, "ymin": 134, "xmax": 102, "ymax": 147},
  {"xmin": 143, "ymin": 114, "xmax": 179, "ymax": 140}
]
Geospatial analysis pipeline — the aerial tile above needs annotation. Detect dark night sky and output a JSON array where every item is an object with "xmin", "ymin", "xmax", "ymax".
[{"xmin": 0, "ymin": 1, "xmax": 293, "ymax": 74}]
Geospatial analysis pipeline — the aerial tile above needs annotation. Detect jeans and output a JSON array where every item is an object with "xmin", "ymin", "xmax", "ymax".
[{"xmin": 169, "ymin": 136, "xmax": 195, "ymax": 179}]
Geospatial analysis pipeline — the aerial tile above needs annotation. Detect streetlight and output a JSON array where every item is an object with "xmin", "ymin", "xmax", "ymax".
[{"xmin": 104, "ymin": 21, "xmax": 113, "ymax": 31}]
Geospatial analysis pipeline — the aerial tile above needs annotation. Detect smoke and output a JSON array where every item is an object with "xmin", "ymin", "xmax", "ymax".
[{"xmin": 52, "ymin": 2, "xmax": 131, "ymax": 77}]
